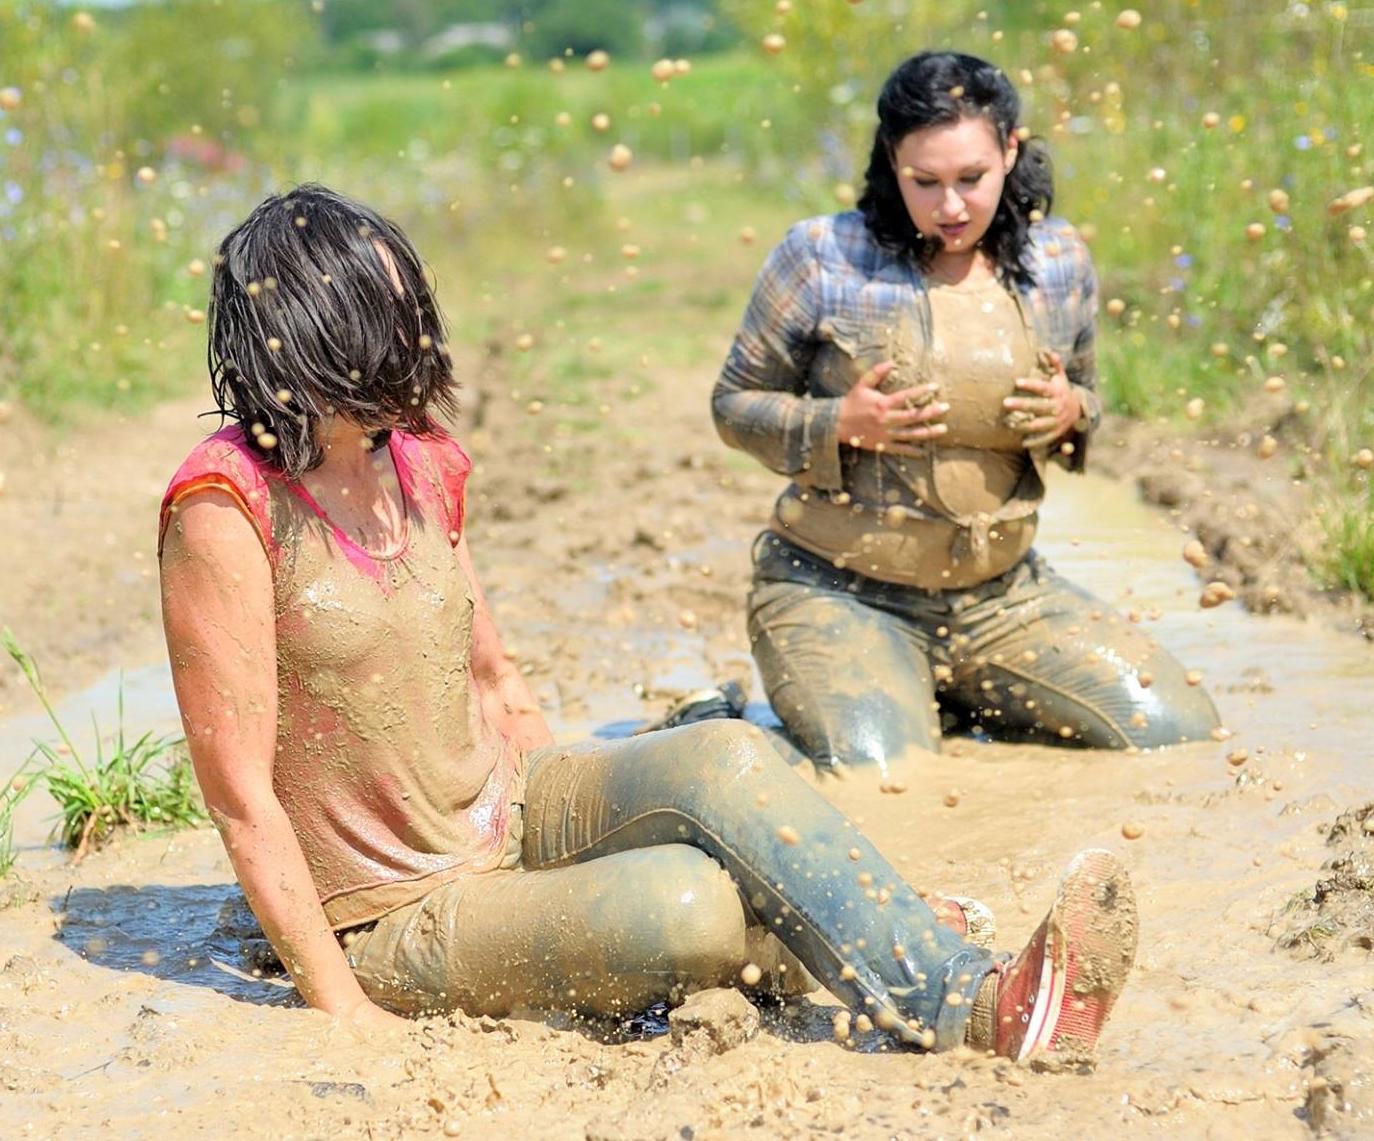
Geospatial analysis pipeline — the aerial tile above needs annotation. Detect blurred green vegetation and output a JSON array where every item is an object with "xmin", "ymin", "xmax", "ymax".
[{"xmin": 0, "ymin": 0, "xmax": 1370, "ymax": 594}]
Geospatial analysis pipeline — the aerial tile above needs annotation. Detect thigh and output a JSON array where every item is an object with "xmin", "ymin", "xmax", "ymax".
[
  {"xmin": 951, "ymin": 557, "xmax": 1221, "ymax": 748},
  {"xmin": 346, "ymin": 844, "xmax": 747, "ymax": 1018},
  {"xmin": 747, "ymin": 576, "xmax": 941, "ymax": 770}
]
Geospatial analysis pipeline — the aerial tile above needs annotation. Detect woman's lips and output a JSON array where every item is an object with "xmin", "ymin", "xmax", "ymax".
[{"xmin": 938, "ymin": 222, "xmax": 969, "ymax": 239}]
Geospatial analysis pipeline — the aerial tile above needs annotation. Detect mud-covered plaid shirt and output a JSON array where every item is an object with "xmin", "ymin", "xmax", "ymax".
[{"xmin": 712, "ymin": 211, "xmax": 1101, "ymax": 493}]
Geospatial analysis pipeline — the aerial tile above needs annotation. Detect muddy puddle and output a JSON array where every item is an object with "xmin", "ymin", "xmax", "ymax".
[{"xmin": 2, "ymin": 468, "xmax": 1371, "ymax": 1138}]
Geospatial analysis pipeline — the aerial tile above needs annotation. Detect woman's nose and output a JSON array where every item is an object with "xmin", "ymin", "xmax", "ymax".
[{"xmin": 940, "ymin": 186, "xmax": 966, "ymax": 217}]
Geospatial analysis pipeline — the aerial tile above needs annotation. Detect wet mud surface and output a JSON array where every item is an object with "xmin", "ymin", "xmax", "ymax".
[{"xmin": 1, "ymin": 353, "xmax": 1373, "ymax": 1137}]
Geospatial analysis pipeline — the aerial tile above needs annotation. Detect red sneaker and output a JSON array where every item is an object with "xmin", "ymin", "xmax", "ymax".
[{"xmin": 967, "ymin": 849, "xmax": 1137, "ymax": 1063}]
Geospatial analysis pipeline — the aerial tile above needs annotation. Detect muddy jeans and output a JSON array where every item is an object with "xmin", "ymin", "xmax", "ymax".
[
  {"xmin": 749, "ymin": 531, "xmax": 1220, "ymax": 775},
  {"xmin": 344, "ymin": 721, "xmax": 993, "ymax": 1048}
]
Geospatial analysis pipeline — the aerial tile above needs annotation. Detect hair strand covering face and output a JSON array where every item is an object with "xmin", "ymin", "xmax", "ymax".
[
  {"xmin": 857, "ymin": 51, "xmax": 1054, "ymax": 288},
  {"xmin": 207, "ymin": 183, "xmax": 459, "ymax": 477}
]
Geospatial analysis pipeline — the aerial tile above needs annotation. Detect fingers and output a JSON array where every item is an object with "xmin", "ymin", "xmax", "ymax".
[
  {"xmin": 890, "ymin": 422, "xmax": 949, "ymax": 443},
  {"xmin": 886, "ymin": 401, "xmax": 948, "ymax": 427},
  {"xmin": 856, "ymin": 360, "xmax": 896, "ymax": 388},
  {"xmin": 1003, "ymin": 395, "xmax": 1057, "ymax": 415},
  {"xmin": 884, "ymin": 382, "xmax": 940, "ymax": 404},
  {"xmin": 1013, "ymin": 376, "xmax": 1054, "ymax": 396}
]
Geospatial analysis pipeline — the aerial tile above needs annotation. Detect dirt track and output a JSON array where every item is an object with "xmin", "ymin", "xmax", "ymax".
[{"xmin": 1, "ymin": 345, "xmax": 1372, "ymax": 1138}]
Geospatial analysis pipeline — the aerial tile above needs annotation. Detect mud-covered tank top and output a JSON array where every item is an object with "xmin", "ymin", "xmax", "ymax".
[
  {"xmin": 159, "ymin": 427, "xmax": 524, "ymax": 929},
  {"xmin": 774, "ymin": 278, "xmax": 1045, "ymax": 588}
]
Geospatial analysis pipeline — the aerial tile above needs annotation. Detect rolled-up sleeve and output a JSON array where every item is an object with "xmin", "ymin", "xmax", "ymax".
[
  {"xmin": 712, "ymin": 224, "xmax": 844, "ymax": 490},
  {"xmin": 1056, "ymin": 239, "xmax": 1101, "ymax": 473}
]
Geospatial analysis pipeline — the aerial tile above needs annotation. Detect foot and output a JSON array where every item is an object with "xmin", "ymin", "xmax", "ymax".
[
  {"xmin": 639, "ymin": 680, "xmax": 748, "ymax": 733},
  {"xmin": 966, "ymin": 849, "xmax": 1137, "ymax": 1063},
  {"xmin": 926, "ymin": 894, "xmax": 997, "ymax": 951}
]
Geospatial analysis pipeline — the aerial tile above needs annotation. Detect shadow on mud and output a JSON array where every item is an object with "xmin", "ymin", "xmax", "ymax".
[{"xmin": 50, "ymin": 883, "xmax": 300, "ymax": 1007}]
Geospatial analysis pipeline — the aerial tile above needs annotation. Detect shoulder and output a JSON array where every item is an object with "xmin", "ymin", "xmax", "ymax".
[
  {"xmin": 159, "ymin": 426, "xmax": 276, "ymax": 557},
  {"xmin": 1027, "ymin": 216, "xmax": 1095, "ymax": 281},
  {"xmin": 392, "ymin": 428, "xmax": 471, "ymax": 544},
  {"xmin": 768, "ymin": 211, "xmax": 893, "ymax": 284}
]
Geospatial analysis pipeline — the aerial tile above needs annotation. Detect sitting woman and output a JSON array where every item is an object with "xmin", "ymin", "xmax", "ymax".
[
  {"xmin": 158, "ymin": 184, "xmax": 1135, "ymax": 1063},
  {"xmin": 711, "ymin": 51, "xmax": 1220, "ymax": 778}
]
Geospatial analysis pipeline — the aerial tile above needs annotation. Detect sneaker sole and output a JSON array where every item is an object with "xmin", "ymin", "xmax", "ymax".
[{"xmin": 1018, "ymin": 848, "xmax": 1138, "ymax": 1062}]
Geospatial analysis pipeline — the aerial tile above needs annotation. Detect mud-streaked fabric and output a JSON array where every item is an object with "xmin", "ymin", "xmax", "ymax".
[
  {"xmin": 159, "ymin": 428, "xmax": 523, "ymax": 929},
  {"xmin": 345, "ymin": 722, "xmax": 995, "ymax": 1049},
  {"xmin": 713, "ymin": 211, "xmax": 1099, "ymax": 590},
  {"xmin": 748, "ymin": 531, "xmax": 1221, "ymax": 774}
]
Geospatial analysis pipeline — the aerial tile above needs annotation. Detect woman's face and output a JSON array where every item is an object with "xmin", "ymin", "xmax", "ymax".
[{"xmin": 890, "ymin": 115, "xmax": 1017, "ymax": 256}]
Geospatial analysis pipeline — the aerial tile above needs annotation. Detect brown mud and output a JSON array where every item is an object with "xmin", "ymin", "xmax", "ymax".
[{"xmin": 2, "ymin": 347, "xmax": 1373, "ymax": 1137}]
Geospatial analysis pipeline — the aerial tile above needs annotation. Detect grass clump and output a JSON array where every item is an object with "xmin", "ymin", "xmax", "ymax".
[{"xmin": 2, "ymin": 628, "xmax": 204, "ymax": 865}]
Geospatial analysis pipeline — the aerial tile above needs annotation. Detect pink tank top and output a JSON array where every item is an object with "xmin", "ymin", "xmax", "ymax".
[{"xmin": 159, "ymin": 427, "xmax": 524, "ymax": 928}]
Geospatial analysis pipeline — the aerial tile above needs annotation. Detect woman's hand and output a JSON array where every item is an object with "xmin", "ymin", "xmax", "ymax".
[
  {"xmin": 333, "ymin": 997, "xmax": 410, "ymax": 1032},
  {"xmin": 836, "ymin": 361, "xmax": 948, "ymax": 457},
  {"xmin": 1003, "ymin": 350, "xmax": 1082, "ymax": 450}
]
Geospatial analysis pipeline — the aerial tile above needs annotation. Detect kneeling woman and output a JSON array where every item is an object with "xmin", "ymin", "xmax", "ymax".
[{"xmin": 159, "ymin": 185, "xmax": 1135, "ymax": 1061}]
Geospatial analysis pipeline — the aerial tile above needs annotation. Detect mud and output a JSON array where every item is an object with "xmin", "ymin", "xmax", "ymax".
[
  {"xmin": 1092, "ymin": 414, "xmax": 1374, "ymax": 639},
  {"xmin": 1, "ymin": 340, "xmax": 1372, "ymax": 1137}
]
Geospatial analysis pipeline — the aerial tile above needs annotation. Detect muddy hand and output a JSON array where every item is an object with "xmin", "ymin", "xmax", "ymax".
[
  {"xmin": 837, "ymin": 360, "xmax": 947, "ymax": 457},
  {"xmin": 1003, "ymin": 350, "xmax": 1080, "ymax": 450}
]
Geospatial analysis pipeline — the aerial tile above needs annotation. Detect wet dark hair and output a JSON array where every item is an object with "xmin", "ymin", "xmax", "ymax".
[
  {"xmin": 857, "ymin": 51, "xmax": 1054, "ymax": 288},
  {"xmin": 208, "ymin": 183, "xmax": 458, "ymax": 477}
]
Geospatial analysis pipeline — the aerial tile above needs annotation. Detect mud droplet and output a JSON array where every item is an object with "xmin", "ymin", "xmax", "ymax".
[
  {"xmin": 1185, "ymin": 669, "xmax": 1204, "ymax": 687},
  {"xmin": 762, "ymin": 33, "xmax": 786, "ymax": 54},
  {"xmin": 514, "ymin": 333, "xmax": 535, "ymax": 352},
  {"xmin": 1051, "ymin": 28, "xmax": 1079, "ymax": 53},
  {"xmin": 1227, "ymin": 747, "xmax": 1249, "ymax": 767},
  {"xmin": 586, "ymin": 49, "xmax": 610, "ymax": 72},
  {"xmin": 1353, "ymin": 448, "xmax": 1373, "ymax": 470},
  {"xmin": 1199, "ymin": 580, "xmax": 1236, "ymax": 609},
  {"xmin": 1327, "ymin": 185, "xmax": 1373, "ymax": 216},
  {"xmin": 677, "ymin": 609, "xmax": 698, "ymax": 630},
  {"xmin": 1185, "ymin": 397, "xmax": 1205, "ymax": 420},
  {"xmin": 1121, "ymin": 821, "xmax": 1144, "ymax": 840},
  {"xmin": 1115, "ymin": 8, "xmax": 1143, "ymax": 29},
  {"xmin": 777, "ymin": 824, "xmax": 800, "ymax": 845},
  {"xmin": 1245, "ymin": 222, "xmax": 1266, "ymax": 241},
  {"xmin": 942, "ymin": 790, "xmax": 960, "ymax": 808},
  {"xmin": 1256, "ymin": 435, "xmax": 1278, "ymax": 459},
  {"xmin": 136, "ymin": 166, "xmax": 157, "ymax": 185},
  {"xmin": 1182, "ymin": 539, "xmax": 1208, "ymax": 568},
  {"xmin": 740, "ymin": 962, "xmax": 763, "ymax": 986},
  {"xmin": 0, "ymin": 87, "xmax": 21, "ymax": 111},
  {"xmin": 650, "ymin": 58, "xmax": 675, "ymax": 83},
  {"xmin": 608, "ymin": 144, "xmax": 633, "ymax": 172}
]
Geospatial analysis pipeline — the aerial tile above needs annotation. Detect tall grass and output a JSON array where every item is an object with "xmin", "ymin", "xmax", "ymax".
[
  {"xmin": 0, "ymin": 2, "xmax": 1370, "ymax": 592},
  {"xmin": 2, "ymin": 629, "xmax": 203, "ymax": 864}
]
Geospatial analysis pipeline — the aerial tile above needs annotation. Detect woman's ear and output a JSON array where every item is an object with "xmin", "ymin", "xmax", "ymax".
[{"xmin": 1004, "ymin": 132, "xmax": 1019, "ymax": 174}]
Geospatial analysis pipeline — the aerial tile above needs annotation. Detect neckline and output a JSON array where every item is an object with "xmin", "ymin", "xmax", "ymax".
[
  {"xmin": 288, "ymin": 434, "xmax": 414, "ymax": 563},
  {"xmin": 927, "ymin": 273, "xmax": 1004, "ymax": 294}
]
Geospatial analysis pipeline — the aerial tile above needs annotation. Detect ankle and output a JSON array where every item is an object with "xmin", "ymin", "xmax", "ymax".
[{"xmin": 964, "ymin": 969, "xmax": 999, "ymax": 1051}]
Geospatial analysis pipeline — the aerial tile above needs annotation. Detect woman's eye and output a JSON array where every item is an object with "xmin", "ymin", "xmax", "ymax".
[
  {"xmin": 914, "ymin": 179, "xmax": 938, "ymax": 188},
  {"xmin": 960, "ymin": 175, "xmax": 983, "ymax": 186}
]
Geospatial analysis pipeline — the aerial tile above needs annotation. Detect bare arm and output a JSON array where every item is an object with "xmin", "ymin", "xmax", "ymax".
[
  {"xmin": 456, "ymin": 535, "xmax": 554, "ymax": 751},
  {"xmin": 160, "ymin": 490, "xmax": 399, "ymax": 1025}
]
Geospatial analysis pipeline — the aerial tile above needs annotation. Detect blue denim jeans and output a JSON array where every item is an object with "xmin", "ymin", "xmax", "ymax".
[
  {"xmin": 748, "ymin": 531, "xmax": 1221, "ymax": 775},
  {"xmin": 345, "ymin": 721, "xmax": 993, "ymax": 1048}
]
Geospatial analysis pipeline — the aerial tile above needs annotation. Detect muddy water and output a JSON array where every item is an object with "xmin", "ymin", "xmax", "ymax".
[{"xmin": 2, "ymin": 469, "xmax": 1371, "ymax": 1137}]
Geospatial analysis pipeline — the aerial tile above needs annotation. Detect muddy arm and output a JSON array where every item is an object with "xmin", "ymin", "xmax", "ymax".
[
  {"xmin": 1054, "ymin": 250, "xmax": 1101, "ymax": 473},
  {"xmin": 457, "ymin": 536, "xmax": 554, "ymax": 752},
  {"xmin": 160, "ymin": 489, "xmax": 382, "ymax": 1020},
  {"xmin": 712, "ymin": 224, "xmax": 846, "ymax": 491}
]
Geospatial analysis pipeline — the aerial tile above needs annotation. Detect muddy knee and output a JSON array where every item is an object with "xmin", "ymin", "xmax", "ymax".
[{"xmin": 598, "ymin": 844, "xmax": 747, "ymax": 990}]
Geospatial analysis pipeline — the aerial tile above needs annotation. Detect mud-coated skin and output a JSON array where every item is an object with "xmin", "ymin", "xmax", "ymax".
[
  {"xmin": 748, "ymin": 532, "xmax": 1221, "ymax": 775},
  {"xmin": 345, "ymin": 721, "xmax": 994, "ymax": 1048}
]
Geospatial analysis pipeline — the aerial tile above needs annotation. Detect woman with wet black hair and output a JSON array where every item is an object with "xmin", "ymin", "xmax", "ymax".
[
  {"xmin": 159, "ymin": 182, "xmax": 1136, "ymax": 1064},
  {"xmin": 710, "ymin": 50, "xmax": 1221, "ymax": 778}
]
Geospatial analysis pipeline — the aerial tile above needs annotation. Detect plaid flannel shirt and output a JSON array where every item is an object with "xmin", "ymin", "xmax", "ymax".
[{"xmin": 712, "ymin": 211, "xmax": 1101, "ymax": 494}]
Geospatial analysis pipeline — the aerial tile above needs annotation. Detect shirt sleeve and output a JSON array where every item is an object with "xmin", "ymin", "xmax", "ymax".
[
  {"xmin": 158, "ymin": 429, "xmax": 276, "ymax": 563},
  {"xmin": 711, "ymin": 222, "xmax": 845, "ymax": 491},
  {"xmin": 1055, "ymin": 237, "xmax": 1101, "ymax": 474},
  {"xmin": 412, "ymin": 432, "xmax": 472, "ymax": 546}
]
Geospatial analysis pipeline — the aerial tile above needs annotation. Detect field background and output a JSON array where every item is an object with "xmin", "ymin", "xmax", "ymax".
[{"xmin": 0, "ymin": 0, "xmax": 1371, "ymax": 593}]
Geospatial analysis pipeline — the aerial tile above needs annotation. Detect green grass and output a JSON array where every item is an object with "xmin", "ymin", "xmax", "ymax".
[
  {"xmin": 2, "ymin": 2, "xmax": 1372, "ymax": 595},
  {"xmin": 2, "ymin": 629, "xmax": 204, "ymax": 865}
]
